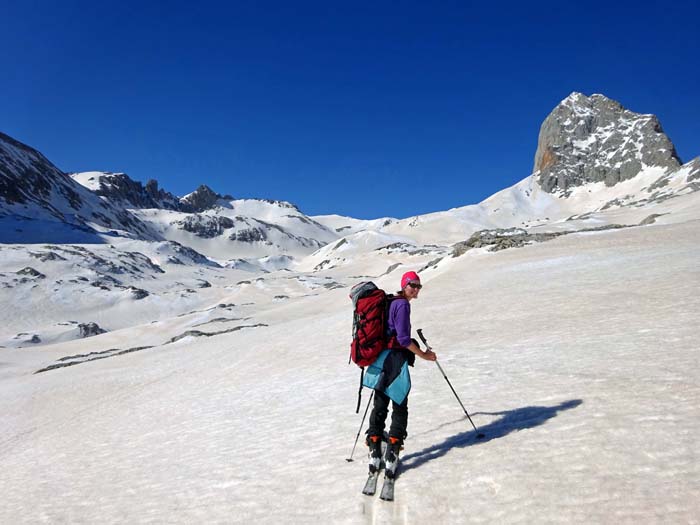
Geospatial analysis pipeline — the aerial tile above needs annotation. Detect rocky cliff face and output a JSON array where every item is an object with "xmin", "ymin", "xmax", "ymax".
[
  {"xmin": 0, "ymin": 133, "xmax": 153, "ymax": 240},
  {"xmin": 74, "ymin": 172, "xmax": 182, "ymax": 210},
  {"xmin": 533, "ymin": 93, "xmax": 682, "ymax": 195}
]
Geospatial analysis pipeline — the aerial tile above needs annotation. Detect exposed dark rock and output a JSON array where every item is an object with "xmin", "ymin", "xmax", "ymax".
[
  {"xmin": 166, "ymin": 323, "xmax": 268, "ymax": 344},
  {"xmin": 380, "ymin": 263, "xmax": 402, "ymax": 276},
  {"xmin": 127, "ymin": 287, "xmax": 149, "ymax": 300},
  {"xmin": 90, "ymin": 275, "xmax": 123, "ymax": 289},
  {"xmin": 35, "ymin": 345, "xmax": 155, "ymax": 373},
  {"xmin": 259, "ymin": 198, "xmax": 297, "ymax": 210},
  {"xmin": 285, "ymin": 214, "xmax": 312, "ymax": 225},
  {"xmin": 175, "ymin": 214, "xmax": 235, "ymax": 238},
  {"xmin": 418, "ymin": 257, "xmax": 444, "ymax": 273},
  {"xmin": 230, "ymin": 228, "xmax": 268, "ymax": 242},
  {"xmin": 249, "ymin": 218, "xmax": 324, "ymax": 249},
  {"xmin": 376, "ymin": 242, "xmax": 412, "ymax": 252},
  {"xmin": 452, "ymin": 224, "xmax": 632, "ymax": 257},
  {"xmin": 193, "ymin": 317, "xmax": 247, "ymax": 328},
  {"xmin": 16, "ymin": 267, "xmax": 45, "ymax": 279},
  {"xmin": 451, "ymin": 228, "xmax": 560, "ymax": 256},
  {"xmin": 639, "ymin": 214, "xmax": 666, "ymax": 225},
  {"xmin": 332, "ymin": 239, "xmax": 347, "ymax": 250},
  {"xmin": 648, "ymin": 175, "xmax": 671, "ymax": 192},
  {"xmin": 180, "ymin": 185, "xmax": 222, "ymax": 212},
  {"xmin": 314, "ymin": 259, "xmax": 332, "ymax": 271},
  {"xmin": 685, "ymin": 157, "xmax": 700, "ymax": 182},
  {"xmin": 78, "ymin": 322, "xmax": 107, "ymax": 338},
  {"xmin": 165, "ymin": 242, "xmax": 220, "ymax": 267},
  {"xmin": 87, "ymin": 172, "xmax": 181, "ymax": 210},
  {"xmin": 29, "ymin": 251, "xmax": 67, "ymax": 262}
]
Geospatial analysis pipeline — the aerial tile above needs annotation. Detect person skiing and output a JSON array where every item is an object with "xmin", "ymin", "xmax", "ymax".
[{"xmin": 365, "ymin": 270, "xmax": 437, "ymax": 479}]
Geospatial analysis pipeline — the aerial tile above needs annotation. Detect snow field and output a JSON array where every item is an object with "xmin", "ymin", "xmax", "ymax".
[{"xmin": 1, "ymin": 219, "xmax": 698, "ymax": 523}]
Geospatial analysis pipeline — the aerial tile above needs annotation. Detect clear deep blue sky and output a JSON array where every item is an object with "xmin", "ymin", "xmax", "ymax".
[{"xmin": 2, "ymin": 1, "xmax": 698, "ymax": 219}]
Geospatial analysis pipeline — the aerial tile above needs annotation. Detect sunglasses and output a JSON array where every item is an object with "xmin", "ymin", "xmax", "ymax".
[{"xmin": 408, "ymin": 282, "xmax": 422, "ymax": 290}]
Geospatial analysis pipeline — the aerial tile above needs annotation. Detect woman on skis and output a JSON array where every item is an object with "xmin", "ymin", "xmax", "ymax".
[{"xmin": 365, "ymin": 270, "xmax": 437, "ymax": 477}]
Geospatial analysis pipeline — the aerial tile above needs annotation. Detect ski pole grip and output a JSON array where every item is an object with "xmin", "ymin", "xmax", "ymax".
[{"xmin": 417, "ymin": 329, "xmax": 429, "ymax": 348}]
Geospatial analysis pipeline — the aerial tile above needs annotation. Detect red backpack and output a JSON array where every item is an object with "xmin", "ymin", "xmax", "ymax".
[
  {"xmin": 349, "ymin": 282, "xmax": 397, "ymax": 411},
  {"xmin": 349, "ymin": 282, "xmax": 395, "ymax": 366}
]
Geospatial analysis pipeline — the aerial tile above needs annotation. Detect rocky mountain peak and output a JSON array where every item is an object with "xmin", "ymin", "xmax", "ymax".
[
  {"xmin": 180, "ymin": 184, "xmax": 226, "ymax": 212},
  {"xmin": 533, "ymin": 92, "xmax": 682, "ymax": 195}
]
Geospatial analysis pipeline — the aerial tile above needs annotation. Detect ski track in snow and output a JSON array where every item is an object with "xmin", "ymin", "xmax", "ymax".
[{"xmin": 1, "ymin": 220, "xmax": 699, "ymax": 523}]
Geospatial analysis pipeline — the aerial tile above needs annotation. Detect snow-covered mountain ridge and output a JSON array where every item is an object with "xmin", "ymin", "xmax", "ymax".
[
  {"xmin": 3, "ymin": 92, "xmax": 698, "ymax": 261},
  {"xmin": 1, "ymin": 91, "xmax": 698, "ymax": 344},
  {"xmin": 68, "ymin": 171, "xmax": 337, "ymax": 261}
]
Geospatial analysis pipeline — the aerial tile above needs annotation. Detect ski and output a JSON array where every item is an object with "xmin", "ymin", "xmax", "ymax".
[
  {"xmin": 379, "ymin": 476, "xmax": 395, "ymax": 501},
  {"xmin": 362, "ymin": 471, "xmax": 380, "ymax": 496},
  {"xmin": 379, "ymin": 442, "xmax": 400, "ymax": 502},
  {"xmin": 362, "ymin": 434, "xmax": 387, "ymax": 496}
]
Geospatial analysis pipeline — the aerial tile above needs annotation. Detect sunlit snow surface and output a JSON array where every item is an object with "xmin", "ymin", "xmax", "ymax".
[{"xmin": 1, "ymin": 192, "xmax": 699, "ymax": 523}]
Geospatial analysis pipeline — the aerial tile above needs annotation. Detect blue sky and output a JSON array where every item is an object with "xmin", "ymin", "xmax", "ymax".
[{"xmin": 2, "ymin": 0, "xmax": 698, "ymax": 219}]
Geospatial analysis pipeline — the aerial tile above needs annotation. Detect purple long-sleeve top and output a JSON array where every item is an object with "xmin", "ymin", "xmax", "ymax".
[{"xmin": 388, "ymin": 298, "xmax": 412, "ymax": 347}]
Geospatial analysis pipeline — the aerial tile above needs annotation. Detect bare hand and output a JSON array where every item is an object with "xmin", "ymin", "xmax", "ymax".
[{"xmin": 422, "ymin": 349, "xmax": 437, "ymax": 361}]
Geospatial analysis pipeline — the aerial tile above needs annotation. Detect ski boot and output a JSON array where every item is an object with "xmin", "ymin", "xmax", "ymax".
[
  {"xmin": 366, "ymin": 435, "xmax": 384, "ymax": 474},
  {"xmin": 384, "ymin": 437, "xmax": 403, "ymax": 479}
]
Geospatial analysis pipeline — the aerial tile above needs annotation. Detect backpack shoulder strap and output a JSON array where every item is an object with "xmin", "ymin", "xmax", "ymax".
[{"xmin": 356, "ymin": 368, "xmax": 364, "ymax": 413}]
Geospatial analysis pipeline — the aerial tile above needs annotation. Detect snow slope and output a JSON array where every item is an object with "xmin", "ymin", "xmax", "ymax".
[{"xmin": 1, "ymin": 216, "xmax": 698, "ymax": 523}]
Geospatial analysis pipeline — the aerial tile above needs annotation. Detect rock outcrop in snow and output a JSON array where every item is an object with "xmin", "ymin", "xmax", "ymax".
[{"xmin": 533, "ymin": 92, "xmax": 682, "ymax": 195}]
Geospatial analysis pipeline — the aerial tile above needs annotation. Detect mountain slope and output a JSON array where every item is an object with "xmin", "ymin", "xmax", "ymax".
[
  {"xmin": 68, "ymin": 171, "xmax": 340, "ymax": 262},
  {"xmin": 0, "ymin": 133, "xmax": 157, "ymax": 243}
]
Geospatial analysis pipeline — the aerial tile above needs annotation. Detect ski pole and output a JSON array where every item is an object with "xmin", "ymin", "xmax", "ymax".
[
  {"xmin": 417, "ymin": 329, "xmax": 485, "ymax": 439},
  {"xmin": 346, "ymin": 390, "xmax": 374, "ymax": 462}
]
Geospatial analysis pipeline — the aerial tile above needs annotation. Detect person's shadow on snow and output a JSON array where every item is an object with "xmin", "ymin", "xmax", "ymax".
[{"xmin": 400, "ymin": 399, "xmax": 583, "ymax": 475}]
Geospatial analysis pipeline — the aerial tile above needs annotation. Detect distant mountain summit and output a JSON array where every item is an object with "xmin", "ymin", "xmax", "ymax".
[
  {"xmin": 180, "ymin": 184, "xmax": 230, "ymax": 212},
  {"xmin": 534, "ymin": 92, "xmax": 683, "ymax": 195}
]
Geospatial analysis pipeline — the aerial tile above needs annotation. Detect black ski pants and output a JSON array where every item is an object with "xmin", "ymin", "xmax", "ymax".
[{"xmin": 367, "ymin": 390, "xmax": 408, "ymax": 442}]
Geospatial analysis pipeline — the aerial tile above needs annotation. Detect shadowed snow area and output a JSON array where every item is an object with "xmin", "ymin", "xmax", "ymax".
[{"xmin": 1, "ymin": 218, "xmax": 698, "ymax": 523}]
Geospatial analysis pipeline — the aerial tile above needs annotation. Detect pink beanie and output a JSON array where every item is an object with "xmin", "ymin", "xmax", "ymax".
[{"xmin": 400, "ymin": 271, "xmax": 420, "ymax": 289}]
